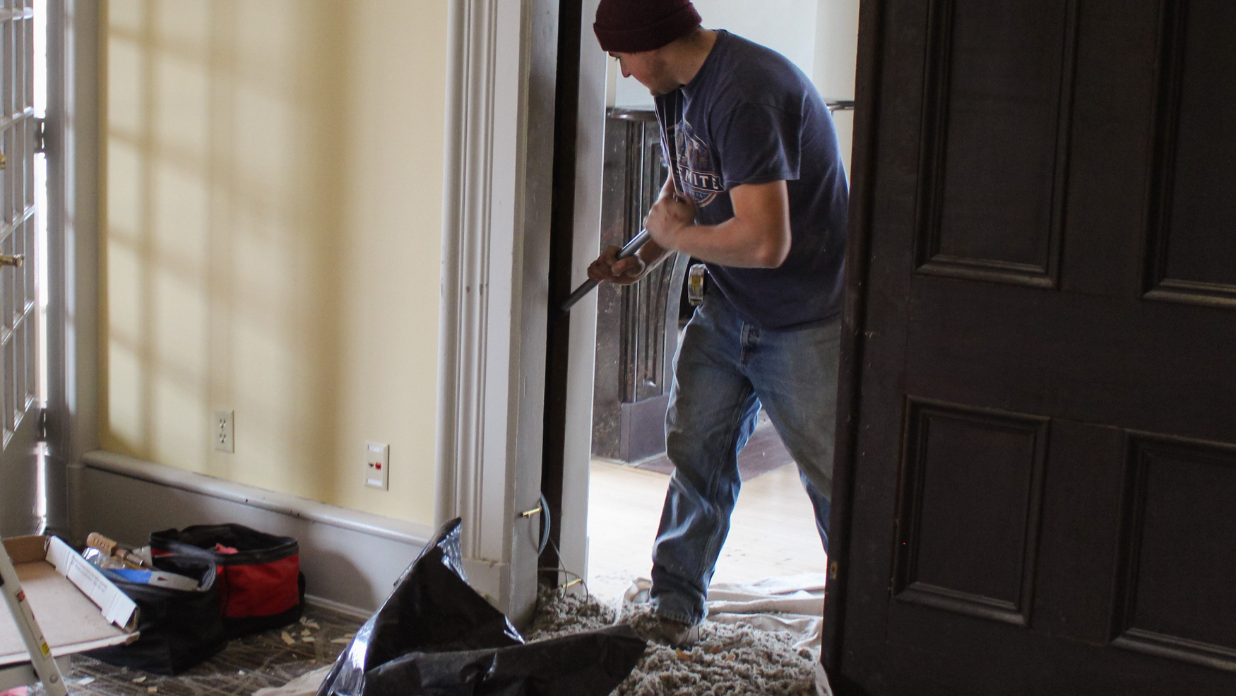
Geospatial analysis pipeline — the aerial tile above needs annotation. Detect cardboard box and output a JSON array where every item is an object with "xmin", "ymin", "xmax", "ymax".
[{"xmin": 1, "ymin": 536, "xmax": 139, "ymax": 687}]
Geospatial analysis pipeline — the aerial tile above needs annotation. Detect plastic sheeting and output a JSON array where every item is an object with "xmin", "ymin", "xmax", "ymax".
[{"xmin": 317, "ymin": 519, "xmax": 646, "ymax": 696}]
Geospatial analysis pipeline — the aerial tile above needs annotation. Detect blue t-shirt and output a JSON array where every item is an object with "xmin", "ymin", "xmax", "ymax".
[{"xmin": 656, "ymin": 30, "xmax": 848, "ymax": 331}]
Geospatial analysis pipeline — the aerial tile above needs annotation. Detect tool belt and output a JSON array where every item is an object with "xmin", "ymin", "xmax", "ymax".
[{"xmin": 687, "ymin": 263, "xmax": 708, "ymax": 306}]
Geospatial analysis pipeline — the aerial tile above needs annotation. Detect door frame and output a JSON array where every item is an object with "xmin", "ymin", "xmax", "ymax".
[
  {"xmin": 543, "ymin": 0, "xmax": 606, "ymax": 597},
  {"xmin": 551, "ymin": 1, "xmax": 871, "ymax": 617},
  {"xmin": 43, "ymin": 0, "xmax": 101, "ymax": 540},
  {"xmin": 433, "ymin": 0, "xmax": 563, "ymax": 626}
]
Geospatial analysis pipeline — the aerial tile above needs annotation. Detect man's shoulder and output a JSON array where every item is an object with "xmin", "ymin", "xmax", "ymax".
[
  {"xmin": 702, "ymin": 32, "xmax": 818, "ymax": 113},
  {"xmin": 714, "ymin": 32, "xmax": 799, "ymax": 72}
]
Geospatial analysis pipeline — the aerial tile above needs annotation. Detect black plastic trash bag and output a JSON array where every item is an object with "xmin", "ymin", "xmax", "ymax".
[
  {"xmin": 319, "ymin": 516, "xmax": 524, "ymax": 696},
  {"xmin": 318, "ymin": 518, "xmax": 646, "ymax": 696},
  {"xmin": 365, "ymin": 625, "xmax": 646, "ymax": 696}
]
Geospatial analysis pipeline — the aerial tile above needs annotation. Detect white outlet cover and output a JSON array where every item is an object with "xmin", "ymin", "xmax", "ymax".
[
  {"xmin": 365, "ymin": 442, "xmax": 389, "ymax": 490},
  {"xmin": 213, "ymin": 410, "xmax": 234, "ymax": 453}
]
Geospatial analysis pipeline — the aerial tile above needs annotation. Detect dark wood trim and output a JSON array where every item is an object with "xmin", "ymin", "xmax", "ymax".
[
  {"xmin": 1141, "ymin": 0, "xmax": 1187, "ymax": 301},
  {"xmin": 1113, "ymin": 629, "xmax": 1236, "ymax": 675},
  {"xmin": 914, "ymin": 256, "xmax": 1057, "ymax": 289},
  {"xmin": 910, "ymin": 0, "xmax": 955, "ymax": 276},
  {"xmin": 896, "ymin": 583, "xmax": 1023, "ymax": 625},
  {"xmin": 1108, "ymin": 433, "xmax": 1152, "ymax": 642},
  {"xmin": 1048, "ymin": 0, "xmax": 1082, "ymax": 290},
  {"xmin": 539, "ymin": 0, "xmax": 583, "ymax": 580},
  {"xmin": 1144, "ymin": 280, "xmax": 1236, "ymax": 308},
  {"xmin": 821, "ymin": 0, "xmax": 887, "ymax": 679}
]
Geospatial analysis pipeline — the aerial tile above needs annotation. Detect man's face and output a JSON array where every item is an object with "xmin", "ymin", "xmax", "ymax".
[{"xmin": 610, "ymin": 50, "xmax": 676, "ymax": 95}]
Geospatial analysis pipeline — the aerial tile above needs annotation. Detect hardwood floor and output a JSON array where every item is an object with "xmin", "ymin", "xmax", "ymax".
[{"xmin": 585, "ymin": 458, "xmax": 828, "ymax": 604}]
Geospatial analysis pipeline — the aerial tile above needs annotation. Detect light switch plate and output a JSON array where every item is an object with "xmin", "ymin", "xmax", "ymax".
[{"xmin": 365, "ymin": 442, "xmax": 389, "ymax": 490}]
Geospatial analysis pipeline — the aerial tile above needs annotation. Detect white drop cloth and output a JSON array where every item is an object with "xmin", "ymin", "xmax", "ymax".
[{"xmin": 622, "ymin": 572, "xmax": 832, "ymax": 695}]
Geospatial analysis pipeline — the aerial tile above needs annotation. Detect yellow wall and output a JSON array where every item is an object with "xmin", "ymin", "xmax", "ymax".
[{"xmin": 102, "ymin": 0, "xmax": 446, "ymax": 525}]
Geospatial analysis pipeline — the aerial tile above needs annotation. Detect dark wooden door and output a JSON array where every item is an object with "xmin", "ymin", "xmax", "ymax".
[{"xmin": 826, "ymin": 1, "xmax": 1236, "ymax": 693}]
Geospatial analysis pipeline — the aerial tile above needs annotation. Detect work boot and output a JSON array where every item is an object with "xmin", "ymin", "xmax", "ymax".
[{"xmin": 643, "ymin": 615, "xmax": 700, "ymax": 647}]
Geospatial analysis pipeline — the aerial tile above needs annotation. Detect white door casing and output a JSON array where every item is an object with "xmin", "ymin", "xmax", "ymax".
[
  {"xmin": 44, "ymin": 0, "xmax": 101, "ymax": 541},
  {"xmin": 554, "ymin": 0, "xmax": 607, "ymax": 592},
  {"xmin": 435, "ymin": 0, "xmax": 560, "ymax": 626}
]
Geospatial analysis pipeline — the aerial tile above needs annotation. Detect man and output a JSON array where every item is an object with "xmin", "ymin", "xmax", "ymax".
[{"xmin": 588, "ymin": 0, "xmax": 848, "ymax": 646}]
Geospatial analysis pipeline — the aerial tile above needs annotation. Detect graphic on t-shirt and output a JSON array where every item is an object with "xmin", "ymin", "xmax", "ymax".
[{"xmin": 672, "ymin": 119, "xmax": 724, "ymax": 208}]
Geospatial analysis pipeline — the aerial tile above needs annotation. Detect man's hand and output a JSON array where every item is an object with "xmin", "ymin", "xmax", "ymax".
[
  {"xmin": 587, "ymin": 244, "xmax": 647, "ymax": 286},
  {"xmin": 645, "ymin": 189, "xmax": 697, "ymax": 249}
]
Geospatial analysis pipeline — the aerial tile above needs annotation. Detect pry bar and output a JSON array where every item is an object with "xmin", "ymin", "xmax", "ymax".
[{"xmin": 559, "ymin": 228, "xmax": 651, "ymax": 313}]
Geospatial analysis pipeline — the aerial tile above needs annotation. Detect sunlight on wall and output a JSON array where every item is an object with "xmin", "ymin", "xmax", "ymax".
[{"xmin": 102, "ymin": 0, "xmax": 446, "ymax": 525}]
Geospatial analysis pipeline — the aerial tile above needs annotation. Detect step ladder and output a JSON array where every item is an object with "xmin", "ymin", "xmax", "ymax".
[{"xmin": 0, "ymin": 540, "xmax": 68, "ymax": 696}]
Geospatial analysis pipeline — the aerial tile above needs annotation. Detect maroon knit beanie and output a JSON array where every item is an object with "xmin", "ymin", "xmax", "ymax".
[{"xmin": 594, "ymin": 0, "xmax": 702, "ymax": 53}]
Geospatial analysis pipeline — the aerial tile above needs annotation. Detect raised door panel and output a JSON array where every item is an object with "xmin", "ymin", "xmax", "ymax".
[
  {"xmin": 914, "ymin": 0, "xmax": 1076, "ymax": 286},
  {"xmin": 1112, "ymin": 434, "xmax": 1236, "ymax": 671},
  {"xmin": 893, "ymin": 399, "xmax": 1047, "ymax": 626},
  {"xmin": 1145, "ymin": 0, "xmax": 1236, "ymax": 306}
]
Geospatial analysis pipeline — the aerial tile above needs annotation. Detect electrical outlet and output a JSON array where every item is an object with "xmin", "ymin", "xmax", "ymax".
[
  {"xmin": 365, "ymin": 442, "xmax": 389, "ymax": 490},
  {"xmin": 213, "ymin": 410, "xmax": 234, "ymax": 453}
]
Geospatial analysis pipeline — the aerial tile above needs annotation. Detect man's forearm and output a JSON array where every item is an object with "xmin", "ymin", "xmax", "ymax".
[
  {"xmin": 661, "ymin": 217, "xmax": 789, "ymax": 268},
  {"xmin": 645, "ymin": 180, "xmax": 791, "ymax": 268},
  {"xmin": 635, "ymin": 237, "xmax": 673, "ymax": 274}
]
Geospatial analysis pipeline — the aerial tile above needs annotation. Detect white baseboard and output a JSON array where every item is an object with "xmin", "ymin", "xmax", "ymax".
[
  {"xmin": 304, "ymin": 594, "xmax": 372, "ymax": 620},
  {"xmin": 74, "ymin": 451, "xmax": 435, "ymax": 612}
]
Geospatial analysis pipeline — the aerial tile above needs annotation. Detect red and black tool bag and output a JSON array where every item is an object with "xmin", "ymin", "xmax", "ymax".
[{"xmin": 150, "ymin": 524, "xmax": 305, "ymax": 638}]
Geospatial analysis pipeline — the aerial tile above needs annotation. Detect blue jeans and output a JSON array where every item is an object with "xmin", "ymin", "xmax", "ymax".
[{"xmin": 650, "ymin": 290, "xmax": 840, "ymax": 626}]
